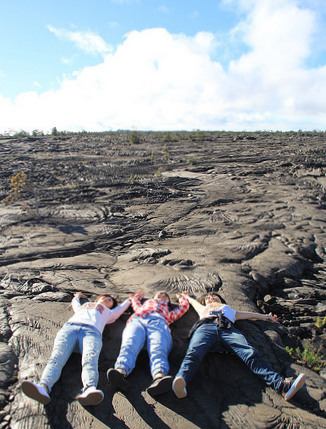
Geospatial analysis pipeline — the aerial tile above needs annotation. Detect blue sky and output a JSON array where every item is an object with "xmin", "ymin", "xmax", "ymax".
[{"xmin": 0, "ymin": 0, "xmax": 326, "ymax": 133}]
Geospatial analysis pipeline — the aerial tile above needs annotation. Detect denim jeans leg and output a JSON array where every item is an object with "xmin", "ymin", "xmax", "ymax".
[
  {"xmin": 176, "ymin": 324, "xmax": 218, "ymax": 384},
  {"xmin": 40, "ymin": 323, "xmax": 79, "ymax": 392},
  {"xmin": 146, "ymin": 316, "xmax": 173, "ymax": 378},
  {"xmin": 115, "ymin": 317, "xmax": 146, "ymax": 376},
  {"xmin": 220, "ymin": 327, "xmax": 284, "ymax": 392},
  {"xmin": 79, "ymin": 325, "xmax": 103, "ymax": 390}
]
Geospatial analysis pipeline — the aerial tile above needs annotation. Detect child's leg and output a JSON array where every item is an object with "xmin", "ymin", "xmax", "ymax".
[
  {"xmin": 40, "ymin": 323, "xmax": 79, "ymax": 392},
  {"xmin": 220, "ymin": 327, "xmax": 284, "ymax": 392},
  {"xmin": 114, "ymin": 317, "xmax": 146, "ymax": 375},
  {"xmin": 175, "ymin": 323, "xmax": 218, "ymax": 384},
  {"xmin": 146, "ymin": 315, "xmax": 173, "ymax": 379},
  {"xmin": 79, "ymin": 325, "xmax": 103, "ymax": 390}
]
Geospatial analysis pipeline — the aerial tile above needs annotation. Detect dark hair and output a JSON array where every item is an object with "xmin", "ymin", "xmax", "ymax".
[
  {"xmin": 152, "ymin": 290, "xmax": 174, "ymax": 310},
  {"xmin": 198, "ymin": 292, "xmax": 226, "ymax": 305},
  {"xmin": 95, "ymin": 294, "xmax": 118, "ymax": 308},
  {"xmin": 153, "ymin": 291, "xmax": 171, "ymax": 303}
]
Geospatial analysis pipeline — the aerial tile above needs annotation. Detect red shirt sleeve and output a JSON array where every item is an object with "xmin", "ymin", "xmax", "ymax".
[{"xmin": 166, "ymin": 296, "xmax": 189, "ymax": 324}]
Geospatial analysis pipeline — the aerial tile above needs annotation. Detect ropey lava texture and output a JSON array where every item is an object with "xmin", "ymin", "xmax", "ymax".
[{"xmin": 1, "ymin": 131, "xmax": 326, "ymax": 428}]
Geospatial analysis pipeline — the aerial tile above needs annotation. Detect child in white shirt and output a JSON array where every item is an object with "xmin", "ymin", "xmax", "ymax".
[{"xmin": 22, "ymin": 292, "xmax": 130, "ymax": 406}]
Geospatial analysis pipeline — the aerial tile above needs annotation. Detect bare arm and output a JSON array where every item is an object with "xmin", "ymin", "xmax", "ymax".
[
  {"xmin": 180, "ymin": 293, "xmax": 205, "ymax": 315},
  {"xmin": 235, "ymin": 311, "xmax": 278, "ymax": 323}
]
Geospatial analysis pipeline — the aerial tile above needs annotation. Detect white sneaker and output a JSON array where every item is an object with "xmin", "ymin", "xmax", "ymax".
[
  {"xmin": 283, "ymin": 373, "xmax": 306, "ymax": 401},
  {"xmin": 77, "ymin": 386, "xmax": 104, "ymax": 406},
  {"xmin": 22, "ymin": 380, "xmax": 51, "ymax": 405},
  {"xmin": 172, "ymin": 376, "xmax": 187, "ymax": 399}
]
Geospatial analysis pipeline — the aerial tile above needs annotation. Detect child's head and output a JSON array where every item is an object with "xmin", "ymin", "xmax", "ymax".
[
  {"xmin": 198, "ymin": 292, "xmax": 225, "ymax": 306},
  {"xmin": 153, "ymin": 290, "xmax": 170, "ymax": 303},
  {"xmin": 95, "ymin": 294, "xmax": 118, "ymax": 309}
]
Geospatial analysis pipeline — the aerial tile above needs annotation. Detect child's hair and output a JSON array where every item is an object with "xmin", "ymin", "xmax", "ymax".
[
  {"xmin": 153, "ymin": 291, "xmax": 170, "ymax": 302},
  {"xmin": 198, "ymin": 292, "xmax": 226, "ymax": 305},
  {"xmin": 152, "ymin": 290, "xmax": 173, "ymax": 310},
  {"xmin": 95, "ymin": 293, "xmax": 118, "ymax": 308}
]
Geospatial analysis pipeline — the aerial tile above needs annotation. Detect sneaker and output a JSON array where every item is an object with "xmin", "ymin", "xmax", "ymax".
[
  {"xmin": 21, "ymin": 380, "xmax": 51, "ymax": 405},
  {"xmin": 107, "ymin": 368, "xmax": 129, "ymax": 392},
  {"xmin": 147, "ymin": 375, "xmax": 173, "ymax": 397},
  {"xmin": 77, "ymin": 386, "xmax": 104, "ymax": 406},
  {"xmin": 172, "ymin": 376, "xmax": 187, "ymax": 399},
  {"xmin": 282, "ymin": 373, "xmax": 306, "ymax": 401}
]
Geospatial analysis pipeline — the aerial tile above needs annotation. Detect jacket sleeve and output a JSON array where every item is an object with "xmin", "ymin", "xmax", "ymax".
[
  {"xmin": 167, "ymin": 296, "xmax": 190, "ymax": 324},
  {"xmin": 106, "ymin": 299, "xmax": 131, "ymax": 324},
  {"xmin": 71, "ymin": 296, "xmax": 83, "ymax": 313},
  {"xmin": 131, "ymin": 295, "xmax": 143, "ymax": 312}
]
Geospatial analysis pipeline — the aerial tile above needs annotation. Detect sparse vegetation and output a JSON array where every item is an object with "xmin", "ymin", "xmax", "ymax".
[
  {"xmin": 127, "ymin": 174, "xmax": 140, "ymax": 184},
  {"xmin": 129, "ymin": 132, "xmax": 141, "ymax": 145},
  {"xmin": 2, "ymin": 172, "xmax": 28, "ymax": 204},
  {"xmin": 2, "ymin": 172, "xmax": 41, "ymax": 218},
  {"xmin": 154, "ymin": 167, "xmax": 163, "ymax": 178},
  {"xmin": 187, "ymin": 156, "xmax": 201, "ymax": 165},
  {"xmin": 162, "ymin": 144, "xmax": 169, "ymax": 160},
  {"xmin": 286, "ymin": 344, "xmax": 326, "ymax": 372},
  {"xmin": 316, "ymin": 316, "xmax": 326, "ymax": 329}
]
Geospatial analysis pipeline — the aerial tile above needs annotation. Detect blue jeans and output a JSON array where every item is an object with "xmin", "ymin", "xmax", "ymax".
[
  {"xmin": 176, "ymin": 323, "xmax": 284, "ymax": 392},
  {"xmin": 40, "ymin": 322, "xmax": 102, "ymax": 393},
  {"xmin": 115, "ymin": 314, "xmax": 173, "ymax": 378}
]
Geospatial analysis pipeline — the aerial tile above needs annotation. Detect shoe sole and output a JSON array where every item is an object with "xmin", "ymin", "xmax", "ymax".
[
  {"xmin": 21, "ymin": 381, "xmax": 51, "ymax": 405},
  {"xmin": 172, "ymin": 377, "xmax": 187, "ymax": 399},
  {"xmin": 147, "ymin": 376, "xmax": 173, "ymax": 397},
  {"xmin": 107, "ymin": 369, "xmax": 129, "ymax": 392},
  {"xmin": 284, "ymin": 373, "xmax": 306, "ymax": 401},
  {"xmin": 78, "ymin": 391, "xmax": 104, "ymax": 406}
]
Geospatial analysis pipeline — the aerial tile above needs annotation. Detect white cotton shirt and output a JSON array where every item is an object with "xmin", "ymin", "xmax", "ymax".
[
  {"xmin": 68, "ymin": 297, "xmax": 130, "ymax": 334},
  {"xmin": 199, "ymin": 303, "xmax": 236, "ymax": 323}
]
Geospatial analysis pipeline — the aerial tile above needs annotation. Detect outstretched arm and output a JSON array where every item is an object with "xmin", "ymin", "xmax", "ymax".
[
  {"xmin": 107, "ymin": 298, "xmax": 131, "ymax": 323},
  {"xmin": 180, "ymin": 293, "xmax": 205, "ymax": 315},
  {"xmin": 235, "ymin": 311, "xmax": 278, "ymax": 323},
  {"xmin": 130, "ymin": 290, "xmax": 144, "ymax": 312},
  {"xmin": 167, "ymin": 294, "xmax": 190, "ymax": 323},
  {"xmin": 71, "ymin": 292, "xmax": 88, "ymax": 312}
]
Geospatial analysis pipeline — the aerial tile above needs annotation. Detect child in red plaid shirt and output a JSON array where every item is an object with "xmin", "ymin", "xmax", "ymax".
[{"xmin": 107, "ymin": 290, "xmax": 189, "ymax": 397}]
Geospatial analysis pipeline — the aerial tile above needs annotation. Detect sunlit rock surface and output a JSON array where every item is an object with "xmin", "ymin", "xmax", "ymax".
[{"xmin": 1, "ymin": 131, "xmax": 326, "ymax": 428}]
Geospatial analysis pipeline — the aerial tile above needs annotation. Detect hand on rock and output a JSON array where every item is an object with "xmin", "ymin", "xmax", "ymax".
[
  {"xmin": 177, "ymin": 291, "xmax": 189, "ymax": 300},
  {"xmin": 134, "ymin": 290, "xmax": 144, "ymax": 300},
  {"xmin": 268, "ymin": 313, "xmax": 279, "ymax": 323},
  {"xmin": 74, "ymin": 292, "xmax": 86, "ymax": 299}
]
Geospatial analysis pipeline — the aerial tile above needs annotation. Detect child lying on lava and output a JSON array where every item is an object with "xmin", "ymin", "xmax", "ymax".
[
  {"xmin": 107, "ymin": 290, "xmax": 189, "ymax": 397},
  {"xmin": 22, "ymin": 292, "xmax": 130, "ymax": 406},
  {"xmin": 172, "ymin": 292, "xmax": 306, "ymax": 401}
]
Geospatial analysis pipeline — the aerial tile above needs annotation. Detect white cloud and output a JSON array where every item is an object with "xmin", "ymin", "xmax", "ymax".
[
  {"xmin": 1, "ymin": 1, "xmax": 326, "ymax": 133},
  {"xmin": 48, "ymin": 26, "xmax": 112, "ymax": 55}
]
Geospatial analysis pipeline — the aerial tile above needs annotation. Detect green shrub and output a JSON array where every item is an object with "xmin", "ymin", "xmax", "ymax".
[
  {"xmin": 162, "ymin": 144, "xmax": 169, "ymax": 159},
  {"xmin": 129, "ymin": 132, "xmax": 141, "ymax": 145},
  {"xmin": 127, "ymin": 174, "xmax": 140, "ymax": 184},
  {"xmin": 154, "ymin": 167, "xmax": 163, "ymax": 178},
  {"xmin": 316, "ymin": 316, "xmax": 326, "ymax": 329},
  {"xmin": 186, "ymin": 156, "xmax": 201, "ymax": 165},
  {"xmin": 286, "ymin": 344, "xmax": 326, "ymax": 372}
]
